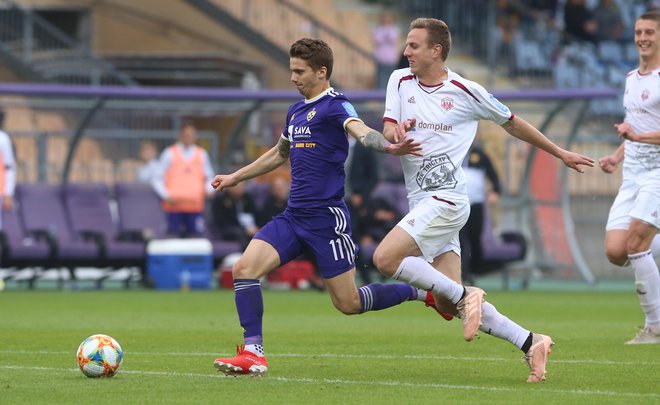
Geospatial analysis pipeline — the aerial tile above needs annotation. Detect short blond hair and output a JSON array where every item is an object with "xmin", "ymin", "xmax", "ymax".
[{"xmin": 410, "ymin": 18, "xmax": 452, "ymax": 61}]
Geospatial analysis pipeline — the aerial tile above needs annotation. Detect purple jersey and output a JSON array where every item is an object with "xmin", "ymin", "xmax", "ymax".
[{"xmin": 282, "ymin": 88, "xmax": 362, "ymax": 208}]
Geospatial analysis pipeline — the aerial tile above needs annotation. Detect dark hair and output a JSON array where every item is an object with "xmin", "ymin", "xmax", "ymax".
[
  {"xmin": 638, "ymin": 11, "xmax": 660, "ymax": 25},
  {"xmin": 409, "ymin": 18, "xmax": 452, "ymax": 61},
  {"xmin": 180, "ymin": 119, "xmax": 195, "ymax": 130},
  {"xmin": 289, "ymin": 38, "xmax": 334, "ymax": 80}
]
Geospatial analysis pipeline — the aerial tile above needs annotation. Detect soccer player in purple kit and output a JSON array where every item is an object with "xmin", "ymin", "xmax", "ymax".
[{"xmin": 211, "ymin": 38, "xmax": 431, "ymax": 376}]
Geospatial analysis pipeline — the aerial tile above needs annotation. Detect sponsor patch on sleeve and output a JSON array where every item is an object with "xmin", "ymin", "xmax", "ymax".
[
  {"xmin": 342, "ymin": 102, "xmax": 359, "ymax": 117},
  {"xmin": 489, "ymin": 94, "xmax": 510, "ymax": 114}
]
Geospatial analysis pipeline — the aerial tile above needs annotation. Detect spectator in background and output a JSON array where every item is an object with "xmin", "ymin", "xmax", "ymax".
[
  {"xmin": 152, "ymin": 121, "xmax": 215, "ymax": 237},
  {"xmin": 257, "ymin": 176, "xmax": 289, "ymax": 227},
  {"xmin": 563, "ymin": 0, "xmax": 598, "ymax": 44},
  {"xmin": 212, "ymin": 181, "xmax": 260, "ymax": 248},
  {"xmin": 593, "ymin": 0, "xmax": 625, "ymax": 42},
  {"xmin": 0, "ymin": 110, "xmax": 16, "ymax": 229},
  {"xmin": 345, "ymin": 137, "xmax": 382, "ymax": 284},
  {"xmin": 459, "ymin": 142, "xmax": 501, "ymax": 286},
  {"xmin": 136, "ymin": 140, "xmax": 160, "ymax": 184},
  {"xmin": 345, "ymin": 137, "xmax": 379, "ymax": 200},
  {"xmin": 373, "ymin": 10, "xmax": 401, "ymax": 89}
]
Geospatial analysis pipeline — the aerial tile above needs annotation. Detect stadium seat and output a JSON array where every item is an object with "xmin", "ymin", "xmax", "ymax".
[
  {"xmin": 476, "ymin": 205, "xmax": 527, "ymax": 275},
  {"xmin": 115, "ymin": 182, "xmax": 167, "ymax": 241},
  {"xmin": 514, "ymin": 39, "xmax": 550, "ymax": 73},
  {"xmin": 64, "ymin": 183, "xmax": 146, "ymax": 277},
  {"xmin": 16, "ymin": 183, "xmax": 103, "ymax": 282},
  {"xmin": 0, "ymin": 204, "xmax": 55, "ymax": 288},
  {"xmin": 597, "ymin": 41, "xmax": 623, "ymax": 63}
]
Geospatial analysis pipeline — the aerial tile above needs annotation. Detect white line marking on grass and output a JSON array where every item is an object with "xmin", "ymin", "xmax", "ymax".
[
  {"xmin": 2, "ymin": 350, "xmax": 659, "ymax": 367},
  {"xmin": 1, "ymin": 365, "xmax": 658, "ymax": 399}
]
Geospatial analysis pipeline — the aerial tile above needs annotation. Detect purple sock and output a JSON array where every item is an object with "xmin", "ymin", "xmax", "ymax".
[
  {"xmin": 234, "ymin": 279, "xmax": 263, "ymax": 345},
  {"xmin": 358, "ymin": 283, "xmax": 418, "ymax": 313}
]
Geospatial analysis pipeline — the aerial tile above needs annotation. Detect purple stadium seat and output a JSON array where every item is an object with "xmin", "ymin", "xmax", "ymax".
[
  {"xmin": 115, "ymin": 182, "xmax": 167, "ymax": 241},
  {"xmin": 16, "ymin": 183, "xmax": 102, "ymax": 270},
  {"xmin": 0, "ymin": 205, "xmax": 54, "ymax": 287},
  {"xmin": 64, "ymin": 183, "xmax": 146, "ymax": 269},
  {"xmin": 476, "ymin": 205, "xmax": 527, "ymax": 274}
]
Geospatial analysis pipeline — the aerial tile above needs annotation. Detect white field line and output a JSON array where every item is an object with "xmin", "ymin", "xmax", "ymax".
[
  {"xmin": 1, "ymin": 350, "xmax": 659, "ymax": 366},
  {"xmin": 0, "ymin": 365, "xmax": 658, "ymax": 399}
]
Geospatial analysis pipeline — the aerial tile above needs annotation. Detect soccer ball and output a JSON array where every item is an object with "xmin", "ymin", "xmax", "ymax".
[{"xmin": 76, "ymin": 334, "xmax": 123, "ymax": 378}]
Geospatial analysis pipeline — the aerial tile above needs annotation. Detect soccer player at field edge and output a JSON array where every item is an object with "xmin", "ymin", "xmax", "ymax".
[
  {"xmin": 598, "ymin": 11, "xmax": 660, "ymax": 345},
  {"xmin": 211, "ymin": 37, "xmax": 444, "ymax": 376},
  {"xmin": 371, "ymin": 18, "xmax": 595, "ymax": 382}
]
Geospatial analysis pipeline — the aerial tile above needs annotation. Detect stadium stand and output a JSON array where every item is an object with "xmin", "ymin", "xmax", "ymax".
[{"xmin": 0, "ymin": 0, "xmax": 643, "ymax": 289}]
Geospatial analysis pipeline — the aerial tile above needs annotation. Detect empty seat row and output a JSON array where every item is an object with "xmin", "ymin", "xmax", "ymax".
[{"xmin": 0, "ymin": 182, "xmax": 242, "ymax": 288}]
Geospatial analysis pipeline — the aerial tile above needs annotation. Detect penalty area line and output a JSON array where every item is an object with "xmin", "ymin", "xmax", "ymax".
[{"xmin": 0, "ymin": 365, "xmax": 658, "ymax": 399}]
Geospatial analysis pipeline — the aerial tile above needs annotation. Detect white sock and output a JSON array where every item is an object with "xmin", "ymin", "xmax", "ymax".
[
  {"xmin": 416, "ymin": 288, "xmax": 427, "ymax": 302},
  {"xmin": 479, "ymin": 302, "xmax": 530, "ymax": 349},
  {"xmin": 393, "ymin": 256, "xmax": 464, "ymax": 304},
  {"xmin": 245, "ymin": 344, "xmax": 265, "ymax": 357},
  {"xmin": 629, "ymin": 250, "xmax": 660, "ymax": 328},
  {"xmin": 651, "ymin": 235, "xmax": 660, "ymax": 260}
]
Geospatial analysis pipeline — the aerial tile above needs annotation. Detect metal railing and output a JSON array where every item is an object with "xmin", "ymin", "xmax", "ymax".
[{"xmin": 0, "ymin": 0, "xmax": 137, "ymax": 85}]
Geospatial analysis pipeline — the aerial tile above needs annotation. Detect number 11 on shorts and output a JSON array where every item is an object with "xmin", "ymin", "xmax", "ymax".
[{"xmin": 329, "ymin": 238, "xmax": 347, "ymax": 261}]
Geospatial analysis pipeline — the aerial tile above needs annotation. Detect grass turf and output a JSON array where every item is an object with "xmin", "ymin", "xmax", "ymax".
[{"xmin": 0, "ymin": 289, "xmax": 658, "ymax": 404}]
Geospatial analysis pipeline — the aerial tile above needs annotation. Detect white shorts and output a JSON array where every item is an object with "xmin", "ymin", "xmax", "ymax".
[
  {"xmin": 397, "ymin": 196, "xmax": 469, "ymax": 262},
  {"xmin": 607, "ymin": 171, "xmax": 660, "ymax": 231}
]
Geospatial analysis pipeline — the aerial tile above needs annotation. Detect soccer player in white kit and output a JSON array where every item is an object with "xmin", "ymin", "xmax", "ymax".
[
  {"xmin": 371, "ymin": 18, "xmax": 595, "ymax": 382},
  {"xmin": 598, "ymin": 11, "xmax": 660, "ymax": 345}
]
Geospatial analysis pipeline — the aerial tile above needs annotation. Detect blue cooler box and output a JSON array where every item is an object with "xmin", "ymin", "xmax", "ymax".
[{"xmin": 146, "ymin": 239, "xmax": 213, "ymax": 290}]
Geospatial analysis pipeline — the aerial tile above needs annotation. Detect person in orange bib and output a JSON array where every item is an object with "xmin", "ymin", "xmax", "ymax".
[{"xmin": 152, "ymin": 121, "xmax": 215, "ymax": 237}]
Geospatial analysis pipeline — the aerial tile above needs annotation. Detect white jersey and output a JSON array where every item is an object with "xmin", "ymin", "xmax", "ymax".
[
  {"xmin": 622, "ymin": 68, "xmax": 660, "ymax": 177},
  {"xmin": 384, "ymin": 67, "xmax": 513, "ymax": 207}
]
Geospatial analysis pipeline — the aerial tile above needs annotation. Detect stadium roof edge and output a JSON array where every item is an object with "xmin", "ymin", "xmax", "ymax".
[{"xmin": 0, "ymin": 83, "xmax": 619, "ymax": 101}]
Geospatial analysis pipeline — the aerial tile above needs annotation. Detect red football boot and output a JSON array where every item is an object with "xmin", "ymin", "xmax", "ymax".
[{"xmin": 214, "ymin": 345, "xmax": 268, "ymax": 376}]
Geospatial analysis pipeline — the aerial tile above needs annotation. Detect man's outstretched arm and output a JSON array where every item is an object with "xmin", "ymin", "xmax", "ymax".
[{"xmin": 501, "ymin": 115, "xmax": 594, "ymax": 173}]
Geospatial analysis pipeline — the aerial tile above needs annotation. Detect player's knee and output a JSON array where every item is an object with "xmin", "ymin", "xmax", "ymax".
[
  {"xmin": 605, "ymin": 247, "xmax": 627, "ymax": 267},
  {"xmin": 372, "ymin": 248, "xmax": 396, "ymax": 277},
  {"xmin": 232, "ymin": 258, "xmax": 253, "ymax": 279},
  {"xmin": 605, "ymin": 240, "xmax": 628, "ymax": 266}
]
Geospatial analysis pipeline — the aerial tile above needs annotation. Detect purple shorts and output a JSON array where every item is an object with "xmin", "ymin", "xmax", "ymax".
[
  {"xmin": 166, "ymin": 212, "xmax": 205, "ymax": 237},
  {"xmin": 254, "ymin": 203, "xmax": 358, "ymax": 279}
]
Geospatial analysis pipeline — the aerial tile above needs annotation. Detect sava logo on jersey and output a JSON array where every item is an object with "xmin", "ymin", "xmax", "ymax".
[{"xmin": 415, "ymin": 153, "xmax": 457, "ymax": 191}]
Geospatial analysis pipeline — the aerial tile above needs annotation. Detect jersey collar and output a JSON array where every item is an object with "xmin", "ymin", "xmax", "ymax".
[{"xmin": 305, "ymin": 87, "xmax": 333, "ymax": 104}]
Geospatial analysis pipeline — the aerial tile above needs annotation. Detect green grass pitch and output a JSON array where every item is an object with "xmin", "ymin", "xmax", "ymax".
[{"xmin": 1, "ymin": 289, "xmax": 658, "ymax": 404}]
